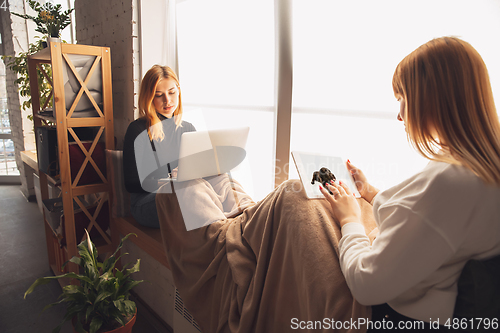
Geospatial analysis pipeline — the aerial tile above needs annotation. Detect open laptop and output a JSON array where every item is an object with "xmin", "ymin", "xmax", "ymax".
[
  {"xmin": 145, "ymin": 126, "xmax": 250, "ymax": 185},
  {"xmin": 291, "ymin": 151, "xmax": 360, "ymax": 199}
]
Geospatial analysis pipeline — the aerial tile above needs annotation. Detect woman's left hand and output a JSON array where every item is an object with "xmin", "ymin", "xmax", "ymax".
[{"xmin": 319, "ymin": 180, "xmax": 362, "ymax": 228}]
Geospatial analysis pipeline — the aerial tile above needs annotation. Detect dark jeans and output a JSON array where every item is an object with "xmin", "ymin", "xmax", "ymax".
[{"xmin": 130, "ymin": 192, "xmax": 160, "ymax": 228}]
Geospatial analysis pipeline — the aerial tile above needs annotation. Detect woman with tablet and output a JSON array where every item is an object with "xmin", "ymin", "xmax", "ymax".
[
  {"xmin": 320, "ymin": 37, "xmax": 500, "ymax": 330},
  {"xmin": 123, "ymin": 65, "xmax": 196, "ymax": 228}
]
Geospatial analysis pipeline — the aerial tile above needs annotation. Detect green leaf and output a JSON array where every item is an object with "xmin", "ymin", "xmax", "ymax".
[
  {"xmin": 102, "ymin": 255, "xmax": 117, "ymax": 274},
  {"xmin": 124, "ymin": 259, "xmax": 141, "ymax": 277},
  {"xmin": 121, "ymin": 280, "xmax": 144, "ymax": 295},
  {"xmin": 94, "ymin": 291, "xmax": 113, "ymax": 304},
  {"xmin": 85, "ymin": 306, "xmax": 93, "ymax": 323},
  {"xmin": 89, "ymin": 316, "xmax": 104, "ymax": 333},
  {"xmin": 69, "ymin": 256, "xmax": 83, "ymax": 267},
  {"xmin": 26, "ymin": 233, "xmax": 142, "ymax": 332},
  {"xmin": 24, "ymin": 273, "xmax": 94, "ymax": 298},
  {"xmin": 113, "ymin": 299, "xmax": 125, "ymax": 314},
  {"xmin": 113, "ymin": 312, "xmax": 126, "ymax": 327},
  {"xmin": 123, "ymin": 300, "xmax": 136, "ymax": 314},
  {"xmin": 115, "ymin": 269, "xmax": 124, "ymax": 280},
  {"xmin": 62, "ymin": 284, "xmax": 84, "ymax": 295},
  {"xmin": 110, "ymin": 233, "xmax": 137, "ymax": 260},
  {"xmin": 24, "ymin": 277, "xmax": 53, "ymax": 298}
]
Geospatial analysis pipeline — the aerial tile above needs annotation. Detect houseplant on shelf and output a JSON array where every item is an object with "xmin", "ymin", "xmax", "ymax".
[
  {"xmin": 24, "ymin": 232, "xmax": 142, "ymax": 333},
  {"xmin": 11, "ymin": 0, "xmax": 74, "ymax": 40},
  {"xmin": 1, "ymin": 37, "xmax": 53, "ymax": 119}
]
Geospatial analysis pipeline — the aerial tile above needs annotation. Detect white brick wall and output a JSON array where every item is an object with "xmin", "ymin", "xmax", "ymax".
[{"xmin": 74, "ymin": 0, "xmax": 139, "ymax": 149}]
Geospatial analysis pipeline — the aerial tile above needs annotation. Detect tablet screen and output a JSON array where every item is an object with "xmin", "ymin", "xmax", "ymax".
[{"xmin": 291, "ymin": 151, "xmax": 361, "ymax": 199}]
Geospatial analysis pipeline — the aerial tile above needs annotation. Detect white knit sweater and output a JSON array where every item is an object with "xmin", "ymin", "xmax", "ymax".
[{"xmin": 339, "ymin": 160, "xmax": 500, "ymax": 323}]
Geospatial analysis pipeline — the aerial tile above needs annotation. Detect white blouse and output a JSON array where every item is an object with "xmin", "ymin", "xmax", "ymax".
[{"xmin": 339, "ymin": 160, "xmax": 500, "ymax": 323}]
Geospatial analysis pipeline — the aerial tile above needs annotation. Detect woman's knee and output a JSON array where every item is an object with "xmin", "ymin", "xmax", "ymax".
[
  {"xmin": 281, "ymin": 179, "xmax": 305, "ymax": 195},
  {"xmin": 131, "ymin": 200, "xmax": 160, "ymax": 228}
]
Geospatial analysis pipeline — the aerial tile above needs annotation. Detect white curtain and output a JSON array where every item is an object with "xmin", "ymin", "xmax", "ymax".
[{"xmin": 139, "ymin": 0, "xmax": 178, "ymax": 77}]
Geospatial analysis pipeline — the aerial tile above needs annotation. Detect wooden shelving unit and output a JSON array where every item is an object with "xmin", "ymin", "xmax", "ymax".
[{"xmin": 27, "ymin": 43, "xmax": 115, "ymax": 280}]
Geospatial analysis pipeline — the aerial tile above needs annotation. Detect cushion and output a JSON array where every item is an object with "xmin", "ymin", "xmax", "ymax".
[
  {"xmin": 63, "ymin": 54, "xmax": 103, "ymax": 112},
  {"xmin": 454, "ymin": 254, "xmax": 500, "ymax": 322},
  {"xmin": 69, "ymin": 141, "xmax": 106, "ymax": 185},
  {"xmin": 105, "ymin": 149, "xmax": 131, "ymax": 218}
]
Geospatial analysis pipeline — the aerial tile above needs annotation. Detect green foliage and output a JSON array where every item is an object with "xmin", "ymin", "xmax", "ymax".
[
  {"xmin": 11, "ymin": 0, "xmax": 74, "ymax": 38},
  {"xmin": 1, "ymin": 37, "xmax": 53, "ymax": 113},
  {"xmin": 24, "ymin": 233, "xmax": 142, "ymax": 333}
]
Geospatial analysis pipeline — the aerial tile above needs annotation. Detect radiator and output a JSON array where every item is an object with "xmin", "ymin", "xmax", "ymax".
[{"xmin": 174, "ymin": 288, "xmax": 202, "ymax": 333}]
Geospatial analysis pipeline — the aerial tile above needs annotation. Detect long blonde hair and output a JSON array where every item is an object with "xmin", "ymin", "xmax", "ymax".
[
  {"xmin": 138, "ymin": 65, "xmax": 183, "ymax": 141},
  {"xmin": 392, "ymin": 36, "xmax": 500, "ymax": 184}
]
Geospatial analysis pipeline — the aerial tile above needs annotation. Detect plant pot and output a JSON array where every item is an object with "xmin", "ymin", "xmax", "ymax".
[
  {"xmin": 42, "ymin": 37, "xmax": 61, "ymax": 49},
  {"xmin": 47, "ymin": 37, "xmax": 62, "ymax": 44},
  {"xmin": 72, "ymin": 309, "xmax": 137, "ymax": 333}
]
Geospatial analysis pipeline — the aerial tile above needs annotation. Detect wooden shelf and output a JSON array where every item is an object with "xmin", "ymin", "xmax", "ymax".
[
  {"xmin": 35, "ymin": 114, "xmax": 108, "ymax": 128},
  {"xmin": 39, "ymin": 170, "xmax": 61, "ymax": 186},
  {"xmin": 22, "ymin": 149, "xmax": 112, "ymax": 190},
  {"xmin": 28, "ymin": 46, "xmax": 51, "ymax": 61},
  {"xmin": 34, "ymin": 113, "xmax": 56, "ymax": 124},
  {"xmin": 29, "ymin": 43, "xmax": 115, "ymax": 282}
]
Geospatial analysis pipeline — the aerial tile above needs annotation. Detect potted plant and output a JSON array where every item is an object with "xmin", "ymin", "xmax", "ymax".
[
  {"xmin": 2, "ymin": 37, "xmax": 53, "ymax": 120},
  {"xmin": 3, "ymin": 1, "xmax": 73, "ymax": 122},
  {"xmin": 24, "ymin": 232, "xmax": 143, "ymax": 333},
  {"xmin": 11, "ymin": 0, "xmax": 74, "ymax": 39}
]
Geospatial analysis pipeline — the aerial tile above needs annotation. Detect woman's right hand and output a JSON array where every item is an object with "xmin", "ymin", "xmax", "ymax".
[
  {"xmin": 170, "ymin": 167, "xmax": 178, "ymax": 179},
  {"xmin": 346, "ymin": 160, "xmax": 379, "ymax": 204}
]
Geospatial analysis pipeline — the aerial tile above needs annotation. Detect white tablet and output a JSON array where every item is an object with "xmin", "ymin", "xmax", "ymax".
[{"xmin": 291, "ymin": 151, "xmax": 361, "ymax": 199}]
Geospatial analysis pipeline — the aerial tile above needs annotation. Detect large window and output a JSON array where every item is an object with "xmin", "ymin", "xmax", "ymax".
[
  {"xmin": 290, "ymin": 0, "xmax": 500, "ymax": 190},
  {"xmin": 143, "ymin": 0, "xmax": 500, "ymax": 200},
  {"xmin": 176, "ymin": 0, "xmax": 276, "ymax": 200},
  {"xmin": 0, "ymin": 59, "xmax": 20, "ymax": 178}
]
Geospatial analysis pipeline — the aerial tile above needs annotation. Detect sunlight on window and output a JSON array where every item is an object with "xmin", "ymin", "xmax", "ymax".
[
  {"xmin": 177, "ymin": 0, "xmax": 274, "ymax": 107},
  {"xmin": 291, "ymin": 0, "xmax": 500, "ymax": 190},
  {"xmin": 177, "ymin": 0, "xmax": 276, "ymax": 200},
  {"xmin": 1, "ymin": 59, "xmax": 20, "ymax": 176},
  {"xmin": 0, "ymin": 139, "xmax": 19, "ymax": 176},
  {"xmin": 175, "ymin": 0, "xmax": 500, "ymax": 197}
]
